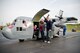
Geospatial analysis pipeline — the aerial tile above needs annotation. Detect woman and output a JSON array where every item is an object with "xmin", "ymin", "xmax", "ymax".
[
  {"xmin": 39, "ymin": 20, "xmax": 45, "ymax": 42},
  {"xmin": 33, "ymin": 25, "xmax": 38, "ymax": 39}
]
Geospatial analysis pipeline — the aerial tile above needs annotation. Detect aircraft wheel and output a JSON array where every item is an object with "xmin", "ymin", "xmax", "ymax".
[{"xmin": 19, "ymin": 39, "xmax": 24, "ymax": 42}]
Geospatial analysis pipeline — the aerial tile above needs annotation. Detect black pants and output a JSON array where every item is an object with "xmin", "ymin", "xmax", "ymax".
[
  {"xmin": 45, "ymin": 30, "xmax": 50, "ymax": 41},
  {"xmin": 33, "ymin": 30, "xmax": 39, "ymax": 39},
  {"xmin": 63, "ymin": 29, "xmax": 66, "ymax": 36}
]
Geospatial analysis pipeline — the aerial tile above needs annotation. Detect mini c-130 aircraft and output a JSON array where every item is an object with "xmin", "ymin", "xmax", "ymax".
[
  {"xmin": 2, "ymin": 9, "xmax": 78, "ymax": 42},
  {"xmin": 2, "ymin": 9, "xmax": 50, "ymax": 42}
]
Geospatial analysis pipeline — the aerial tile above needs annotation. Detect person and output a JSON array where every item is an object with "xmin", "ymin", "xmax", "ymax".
[
  {"xmin": 39, "ymin": 20, "xmax": 45, "ymax": 42},
  {"xmin": 63, "ymin": 25, "xmax": 67, "ymax": 36},
  {"xmin": 44, "ymin": 14, "xmax": 52, "ymax": 43},
  {"xmin": 34, "ymin": 25, "xmax": 37, "ymax": 31},
  {"xmin": 33, "ymin": 25, "xmax": 38, "ymax": 39}
]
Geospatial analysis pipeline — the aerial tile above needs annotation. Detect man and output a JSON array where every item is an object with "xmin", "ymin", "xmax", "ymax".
[
  {"xmin": 63, "ymin": 25, "xmax": 67, "ymax": 36},
  {"xmin": 44, "ymin": 14, "xmax": 52, "ymax": 43}
]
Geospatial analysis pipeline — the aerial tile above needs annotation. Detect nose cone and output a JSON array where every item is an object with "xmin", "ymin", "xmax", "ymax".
[{"xmin": 2, "ymin": 27, "xmax": 14, "ymax": 39}]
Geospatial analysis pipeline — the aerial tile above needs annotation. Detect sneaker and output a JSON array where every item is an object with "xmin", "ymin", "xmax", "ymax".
[
  {"xmin": 47, "ymin": 41, "xmax": 51, "ymax": 43},
  {"xmin": 63, "ymin": 36, "xmax": 66, "ymax": 38},
  {"xmin": 34, "ymin": 35, "xmax": 36, "ymax": 37},
  {"xmin": 44, "ymin": 41, "xmax": 47, "ymax": 43}
]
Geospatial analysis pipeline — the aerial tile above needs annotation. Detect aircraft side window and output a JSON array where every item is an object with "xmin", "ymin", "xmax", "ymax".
[{"xmin": 22, "ymin": 28, "xmax": 26, "ymax": 31}]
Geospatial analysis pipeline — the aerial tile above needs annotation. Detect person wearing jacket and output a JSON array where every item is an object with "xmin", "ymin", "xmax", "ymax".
[
  {"xmin": 39, "ymin": 20, "xmax": 45, "ymax": 42},
  {"xmin": 44, "ymin": 14, "xmax": 52, "ymax": 43}
]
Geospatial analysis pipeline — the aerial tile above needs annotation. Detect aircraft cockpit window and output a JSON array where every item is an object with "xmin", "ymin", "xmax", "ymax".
[
  {"xmin": 16, "ymin": 27, "xmax": 19, "ymax": 31},
  {"xmin": 14, "ymin": 19, "xmax": 17, "ymax": 22},
  {"xmin": 20, "ymin": 27, "xmax": 22, "ymax": 31},
  {"xmin": 22, "ymin": 20, "xmax": 26, "ymax": 23},
  {"xmin": 12, "ymin": 19, "xmax": 17, "ymax": 25},
  {"xmin": 16, "ymin": 27, "xmax": 22, "ymax": 31}
]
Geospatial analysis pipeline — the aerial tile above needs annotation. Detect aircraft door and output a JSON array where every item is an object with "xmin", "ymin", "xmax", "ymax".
[{"xmin": 32, "ymin": 9, "xmax": 50, "ymax": 40}]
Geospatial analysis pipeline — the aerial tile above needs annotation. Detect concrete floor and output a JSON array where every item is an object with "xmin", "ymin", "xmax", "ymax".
[{"xmin": 0, "ymin": 31, "xmax": 80, "ymax": 53}]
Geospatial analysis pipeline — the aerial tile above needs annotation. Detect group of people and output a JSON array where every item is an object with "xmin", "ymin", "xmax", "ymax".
[
  {"xmin": 33, "ymin": 14, "xmax": 67, "ymax": 43},
  {"xmin": 34, "ymin": 14, "xmax": 52, "ymax": 43},
  {"xmin": 40, "ymin": 14, "xmax": 52, "ymax": 43}
]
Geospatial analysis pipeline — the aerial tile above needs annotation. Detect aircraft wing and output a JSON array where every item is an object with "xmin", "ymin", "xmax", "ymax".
[
  {"xmin": 32, "ymin": 9, "xmax": 49, "ymax": 22},
  {"xmin": 66, "ymin": 17, "xmax": 78, "ymax": 23}
]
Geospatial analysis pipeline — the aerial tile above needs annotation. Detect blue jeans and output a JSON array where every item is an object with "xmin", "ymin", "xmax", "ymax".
[
  {"xmin": 63, "ymin": 29, "xmax": 66, "ymax": 36},
  {"xmin": 40, "ymin": 30, "xmax": 45, "ymax": 41}
]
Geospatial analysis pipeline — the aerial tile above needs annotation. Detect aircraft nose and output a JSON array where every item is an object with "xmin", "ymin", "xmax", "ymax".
[
  {"xmin": 1, "ymin": 31, "xmax": 10, "ymax": 39},
  {"xmin": 1, "ymin": 27, "xmax": 14, "ymax": 39}
]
